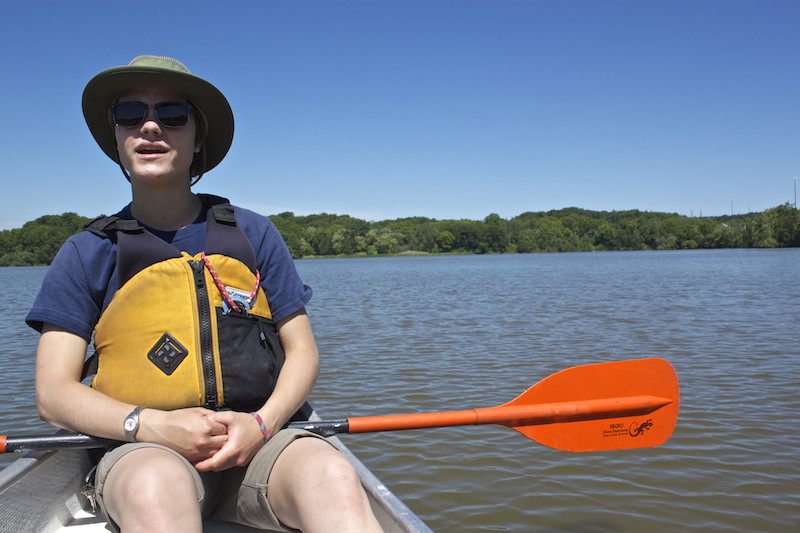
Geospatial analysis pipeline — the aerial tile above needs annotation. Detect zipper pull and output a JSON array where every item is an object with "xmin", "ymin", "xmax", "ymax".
[
  {"xmin": 192, "ymin": 261, "xmax": 205, "ymax": 287},
  {"xmin": 258, "ymin": 321, "xmax": 268, "ymax": 348}
]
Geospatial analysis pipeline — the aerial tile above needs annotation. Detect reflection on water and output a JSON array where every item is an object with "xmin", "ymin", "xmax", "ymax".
[{"xmin": 2, "ymin": 250, "xmax": 799, "ymax": 531}]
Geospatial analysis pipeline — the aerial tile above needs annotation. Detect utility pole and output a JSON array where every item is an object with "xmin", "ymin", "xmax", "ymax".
[{"xmin": 794, "ymin": 176, "xmax": 797, "ymax": 209}]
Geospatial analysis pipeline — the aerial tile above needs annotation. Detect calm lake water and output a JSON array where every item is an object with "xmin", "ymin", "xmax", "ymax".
[{"xmin": 1, "ymin": 249, "xmax": 798, "ymax": 531}]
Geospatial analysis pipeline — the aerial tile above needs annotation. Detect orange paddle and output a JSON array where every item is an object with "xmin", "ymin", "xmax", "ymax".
[
  {"xmin": 289, "ymin": 358, "xmax": 679, "ymax": 452},
  {"xmin": 1, "ymin": 358, "xmax": 678, "ymax": 454}
]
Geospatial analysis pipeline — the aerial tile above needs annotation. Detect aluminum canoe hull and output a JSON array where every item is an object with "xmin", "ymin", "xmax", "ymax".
[{"xmin": 0, "ymin": 409, "xmax": 431, "ymax": 533}]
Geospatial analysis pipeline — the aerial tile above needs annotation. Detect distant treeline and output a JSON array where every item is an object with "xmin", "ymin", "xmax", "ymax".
[
  {"xmin": 1, "ymin": 204, "xmax": 799, "ymax": 266},
  {"xmin": 0, "ymin": 213, "xmax": 90, "ymax": 266},
  {"xmin": 272, "ymin": 204, "xmax": 800, "ymax": 257}
]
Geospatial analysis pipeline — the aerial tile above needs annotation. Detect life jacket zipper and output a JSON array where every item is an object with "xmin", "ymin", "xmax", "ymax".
[{"xmin": 191, "ymin": 260, "xmax": 217, "ymax": 409}]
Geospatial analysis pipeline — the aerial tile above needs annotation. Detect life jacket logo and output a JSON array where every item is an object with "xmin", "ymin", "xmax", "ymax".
[{"xmin": 148, "ymin": 333, "xmax": 189, "ymax": 376}]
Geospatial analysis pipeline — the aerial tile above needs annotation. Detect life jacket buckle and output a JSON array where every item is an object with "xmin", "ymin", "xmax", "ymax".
[{"xmin": 222, "ymin": 286, "xmax": 254, "ymax": 314}]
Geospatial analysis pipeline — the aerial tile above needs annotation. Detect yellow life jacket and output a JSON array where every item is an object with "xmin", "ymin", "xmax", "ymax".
[{"xmin": 86, "ymin": 196, "xmax": 284, "ymax": 411}]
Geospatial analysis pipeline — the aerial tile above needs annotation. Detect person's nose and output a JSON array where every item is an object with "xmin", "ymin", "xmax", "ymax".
[{"xmin": 140, "ymin": 107, "xmax": 162, "ymax": 134}]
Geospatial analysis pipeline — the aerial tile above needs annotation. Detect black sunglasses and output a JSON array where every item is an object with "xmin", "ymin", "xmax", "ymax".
[{"xmin": 111, "ymin": 101, "xmax": 194, "ymax": 128}]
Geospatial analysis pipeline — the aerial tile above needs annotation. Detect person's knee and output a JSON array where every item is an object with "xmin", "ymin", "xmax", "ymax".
[
  {"xmin": 104, "ymin": 449, "xmax": 199, "ymax": 519},
  {"xmin": 269, "ymin": 439, "xmax": 373, "ymax": 524},
  {"xmin": 289, "ymin": 441, "xmax": 364, "ymax": 495},
  {"xmin": 301, "ymin": 450, "xmax": 383, "ymax": 531},
  {"xmin": 315, "ymin": 452, "xmax": 364, "ymax": 495}
]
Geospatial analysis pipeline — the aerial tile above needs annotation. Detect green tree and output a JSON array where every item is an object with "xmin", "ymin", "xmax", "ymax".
[
  {"xmin": 436, "ymin": 230, "xmax": 454, "ymax": 252},
  {"xmin": 531, "ymin": 218, "xmax": 573, "ymax": 252},
  {"xmin": 763, "ymin": 204, "xmax": 800, "ymax": 247},
  {"xmin": 483, "ymin": 214, "xmax": 510, "ymax": 253}
]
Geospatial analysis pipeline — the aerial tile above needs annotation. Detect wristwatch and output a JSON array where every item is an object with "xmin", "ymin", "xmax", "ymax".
[{"xmin": 123, "ymin": 406, "xmax": 146, "ymax": 442}]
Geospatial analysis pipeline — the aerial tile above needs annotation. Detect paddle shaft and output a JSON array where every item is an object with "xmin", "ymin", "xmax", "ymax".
[
  {"xmin": 0, "ymin": 433, "xmax": 115, "ymax": 454},
  {"xmin": 287, "ymin": 394, "xmax": 671, "ymax": 436}
]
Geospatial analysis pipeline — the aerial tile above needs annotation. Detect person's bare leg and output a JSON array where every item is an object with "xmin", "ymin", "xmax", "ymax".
[
  {"xmin": 268, "ymin": 438, "xmax": 383, "ymax": 532},
  {"xmin": 101, "ymin": 448, "xmax": 203, "ymax": 533}
]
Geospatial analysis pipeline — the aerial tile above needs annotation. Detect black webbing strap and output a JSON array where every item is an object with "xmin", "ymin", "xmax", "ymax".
[
  {"xmin": 84, "ymin": 215, "xmax": 182, "ymax": 286},
  {"xmin": 84, "ymin": 216, "xmax": 143, "ymax": 241},
  {"xmin": 203, "ymin": 196, "xmax": 258, "ymax": 273}
]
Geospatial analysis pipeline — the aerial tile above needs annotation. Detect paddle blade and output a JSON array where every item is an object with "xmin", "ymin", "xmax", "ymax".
[{"xmin": 506, "ymin": 358, "xmax": 679, "ymax": 452}]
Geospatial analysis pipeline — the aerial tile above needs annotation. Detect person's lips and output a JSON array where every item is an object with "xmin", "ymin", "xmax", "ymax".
[{"xmin": 135, "ymin": 143, "xmax": 169, "ymax": 156}]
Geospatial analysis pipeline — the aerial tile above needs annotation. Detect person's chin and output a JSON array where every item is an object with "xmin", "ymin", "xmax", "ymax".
[{"xmin": 131, "ymin": 167, "xmax": 185, "ymax": 184}]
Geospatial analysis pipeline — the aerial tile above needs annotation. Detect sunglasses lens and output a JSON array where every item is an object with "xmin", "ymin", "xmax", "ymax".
[
  {"xmin": 156, "ymin": 103, "xmax": 191, "ymax": 127},
  {"xmin": 111, "ymin": 102, "xmax": 192, "ymax": 128},
  {"xmin": 112, "ymin": 102, "xmax": 148, "ymax": 127}
]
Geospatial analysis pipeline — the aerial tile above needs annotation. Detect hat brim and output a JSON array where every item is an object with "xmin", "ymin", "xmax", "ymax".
[{"xmin": 82, "ymin": 66, "xmax": 234, "ymax": 176}]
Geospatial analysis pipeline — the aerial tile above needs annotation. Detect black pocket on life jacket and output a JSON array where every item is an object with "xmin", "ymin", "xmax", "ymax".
[{"xmin": 216, "ymin": 309, "xmax": 285, "ymax": 411}]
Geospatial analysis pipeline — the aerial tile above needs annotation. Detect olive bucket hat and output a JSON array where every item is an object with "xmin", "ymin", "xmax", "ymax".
[{"xmin": 82, "ymin": 55, "xmax": 234, "ymax": 181}]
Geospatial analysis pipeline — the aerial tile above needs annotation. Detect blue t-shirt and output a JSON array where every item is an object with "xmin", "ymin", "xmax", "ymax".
[{"xmin": 26, "ymin": 201, "xmax": 312, "ymax": 342}]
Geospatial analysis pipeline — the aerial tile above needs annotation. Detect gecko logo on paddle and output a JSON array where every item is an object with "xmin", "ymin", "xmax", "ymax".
[
  {"xmin": 628, "ymin": 418, "xmax": 653, "ymax": 437},
  {"xmin": 603, "ymin": 418, "xmax": 653, "ymax": 439}
]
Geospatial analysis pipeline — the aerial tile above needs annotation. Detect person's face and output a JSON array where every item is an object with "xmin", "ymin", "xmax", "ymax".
[{"xmin": 113, "ymin": 86, "xmax": 201, "ymax": 186}]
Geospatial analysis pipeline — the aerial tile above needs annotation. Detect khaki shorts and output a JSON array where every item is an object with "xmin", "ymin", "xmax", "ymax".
[{"xmin": 94, "ymin": 429, "xmax": 332, "ymax": 532}]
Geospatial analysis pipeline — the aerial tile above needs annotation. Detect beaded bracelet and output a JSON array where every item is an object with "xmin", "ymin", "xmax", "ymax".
[{"xmin": 250, "ymin": 412, "xmax": 271, "ymax": 443}]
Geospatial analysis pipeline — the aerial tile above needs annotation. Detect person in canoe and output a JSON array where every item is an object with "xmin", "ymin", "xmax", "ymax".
[{"xmin": 25, "ymin": 55, "xmax": 382, "ymax": 533}]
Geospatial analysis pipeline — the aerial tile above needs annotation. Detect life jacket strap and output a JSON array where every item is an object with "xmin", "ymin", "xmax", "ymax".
[
  {"xmin": 205, "ymin": 199, "xmax": 258, "ymax": 273},
  {"xmin": 83, "ymin": 195, "xmax": 259, "ymax": 285}
]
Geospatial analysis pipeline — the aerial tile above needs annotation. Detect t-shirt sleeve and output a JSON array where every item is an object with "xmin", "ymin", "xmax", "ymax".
[
  {"xmin": 25, "ymin": 232, "xmax": 116, "ymax": 342},
  {"xmin": 236, "ymin": 207, "xmax": 312, "ymax": 323}
]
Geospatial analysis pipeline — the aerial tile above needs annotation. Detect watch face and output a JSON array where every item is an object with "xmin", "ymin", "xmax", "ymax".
[{"xmin": 124, "ymin": 417, "xmax": 136, "ymax": 431}]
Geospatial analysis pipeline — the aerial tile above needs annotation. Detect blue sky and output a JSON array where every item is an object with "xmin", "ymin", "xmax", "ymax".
[{"xmin": 1, "ymin": 0, "xmax": 797, "ymax": 230}]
